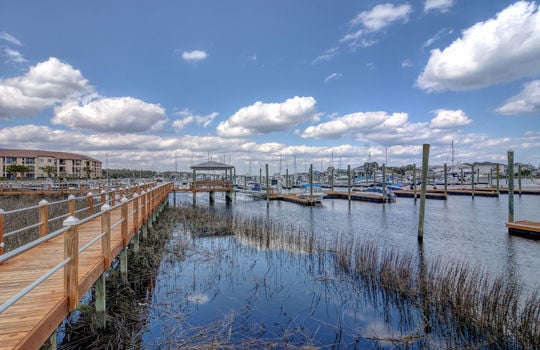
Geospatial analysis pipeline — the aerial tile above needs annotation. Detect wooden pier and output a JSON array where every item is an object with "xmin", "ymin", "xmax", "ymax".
[
  {"xmin": 506, "ymin": 221, "xmax": 540, "ymax": 239},
  {"xmin": 0, "ymin": 183, "xmax": 171, "ymax": 349}
]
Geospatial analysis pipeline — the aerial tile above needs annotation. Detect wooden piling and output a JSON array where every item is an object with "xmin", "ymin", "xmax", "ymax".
[
  {"xmin": 418, "ymin": 144, "xmax": 430, "ymax": 242},
  {"xmin": 120, "ymin": 248, "xmax": 128, "ymax": 283},
  {"xmin": 265, "ymin": 164, "xmax": 269, "ymax": 207},
  {"xmin": 518, "ymin": 164, "xmax": 522, "ymax": 197},
  {"xmin": 330, "ymin": 167, "xmax": 334, "ymax": 192},
  {"xmin": 471, "ymin": 164, "xmax": 475, "ymax": 199},
  {"xmin": 443, "ymin": 163, "xmax": 447, "ymax": 196},
  {"xmin": 95, "ymin": 274, "xmax": 106, "ymax": 328},
  {"xmin": 382, "ymin": 164, "xmax": 386, "ymax": 197},
  {"xmin": 347, "ymin": 164, "xmax": 351, "ymax": 202},
  {"xmin": 309, "ymin": 164, "xmax": 313, "ymax": 198},
  {"xmin": 413, "ymin": 164, "xmax": 417, "ymax": 201},
  {"xmin": 508, "ymin": 150, "xmax": 514, "ymax": 223},
  {"xmin": 496, "ymin": 163, "xmax": 500, "ymax": 195}
]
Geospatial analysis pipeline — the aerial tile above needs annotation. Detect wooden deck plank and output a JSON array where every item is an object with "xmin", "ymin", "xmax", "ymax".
[{"xmin": 0, "ymin": 185, "xmax": 169, "ymax": 349}]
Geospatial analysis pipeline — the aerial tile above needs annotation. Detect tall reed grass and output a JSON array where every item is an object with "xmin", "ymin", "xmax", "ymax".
[
  {"xmin": 57, "ymin": 204, "xmax": 539, "ymax": 349},
  {"xmin": 171, "ymin": 205, "xmax": 539, "ymax": 349}
]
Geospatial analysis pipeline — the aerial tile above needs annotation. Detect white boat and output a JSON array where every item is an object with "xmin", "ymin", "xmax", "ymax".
[
  {"xmin": 296, "ymin": 183, "xmax": 326, "ymax": 202},
  {"xmin": 361, "ymin": 186, "xmax": 397, "ymax": 202}
]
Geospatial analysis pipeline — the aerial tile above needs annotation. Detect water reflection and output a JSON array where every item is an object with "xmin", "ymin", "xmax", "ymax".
[
  {"xmin": 161, "ymin": 192, "xmax": 540, "ymax": 348},
  {"xmin": 143, "ymin": 231, "xmax": 422, "ymax": 348}
]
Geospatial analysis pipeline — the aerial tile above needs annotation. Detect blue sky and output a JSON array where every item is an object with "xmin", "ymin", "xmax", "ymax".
[{"xmin": 1, "ymin": 0, "xmax": 539, "ymax": 173}]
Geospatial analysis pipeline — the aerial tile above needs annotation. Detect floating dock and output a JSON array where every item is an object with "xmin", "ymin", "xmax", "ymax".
[
  {"xmin": 392, "ymin": 190, "xmax": 447, "ymax": 200},
  {"xmin": 270, "ymin": 193, "xmax": 321, "ymax": 206},
  {"xmin": 323, "ymin": 191, "xmax": 386, "ymax": 203},
  {"xmin": 506, "ymin": 221, "xmax": 540, "ymax": 239}
]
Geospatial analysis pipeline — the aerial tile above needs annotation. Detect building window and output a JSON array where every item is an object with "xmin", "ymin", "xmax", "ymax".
[{"xmin": 6, "ymin": 157, "xmax": 17, "ymax": 164}]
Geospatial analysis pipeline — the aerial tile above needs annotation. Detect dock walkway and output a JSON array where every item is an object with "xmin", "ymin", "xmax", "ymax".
[{"xmin": 0, "ymin": 183, "xmax": 171, "ymax": 350}]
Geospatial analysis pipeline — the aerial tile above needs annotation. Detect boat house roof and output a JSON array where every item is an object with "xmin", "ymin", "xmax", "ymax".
[{"xmin": 190, "ymin": 161, "xmax": 234, "ymax": 170}]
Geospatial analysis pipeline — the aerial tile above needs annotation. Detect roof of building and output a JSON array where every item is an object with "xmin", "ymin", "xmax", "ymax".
[
  {"xmin": 190, "ymin": 161, "xmax": 234, "ymax": 170},
  {"xmin": 0, "ymin": 148, "xmax": 101, "ymax": 163}
]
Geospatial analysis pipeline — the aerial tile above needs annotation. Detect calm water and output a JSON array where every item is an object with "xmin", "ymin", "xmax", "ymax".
[{"xmin": 141, "ymin": 191, "xmax": 540, "ymax": 348}]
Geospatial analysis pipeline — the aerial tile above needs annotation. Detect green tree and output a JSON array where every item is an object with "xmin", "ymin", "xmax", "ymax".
[
  {"xmin": 83, "ymin": 166, "xmax": 92, "ymax": 179},
  {"xmin": 43, "ymin": 165, "xmax": 56, "ymax": 178},
  {"xmin": 6, "ymin": 164, "xmax": 30, "ymax": 179}
]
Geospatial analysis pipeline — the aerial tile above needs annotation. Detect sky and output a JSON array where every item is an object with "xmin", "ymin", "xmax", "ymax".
[{"xmin": 1, "ymin": 0, "xmax": 539, "ymax": 174}]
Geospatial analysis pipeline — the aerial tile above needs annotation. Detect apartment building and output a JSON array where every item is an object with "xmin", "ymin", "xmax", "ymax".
[{"xmin": 0, "ymin": 148, "xmax": 102, "ymax": 179}]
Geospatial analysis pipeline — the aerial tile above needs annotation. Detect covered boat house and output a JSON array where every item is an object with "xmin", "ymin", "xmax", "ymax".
[{"xmin": 189, "ymin": 161, "xmax": 235, "ymax": 204}]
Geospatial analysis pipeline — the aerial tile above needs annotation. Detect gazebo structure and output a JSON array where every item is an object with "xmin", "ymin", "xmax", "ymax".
[{"xmin": 189, "ymin": 161, "xmax": 235, "ymax": 204}]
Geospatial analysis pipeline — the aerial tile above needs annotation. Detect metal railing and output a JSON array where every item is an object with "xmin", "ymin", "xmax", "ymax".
[{"xmin": 0, "ymin": 182, "xmax": 172, "ymax": 317}]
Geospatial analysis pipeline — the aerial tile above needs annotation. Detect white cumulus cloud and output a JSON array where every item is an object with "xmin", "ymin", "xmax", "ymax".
[
  {"xmin": 417, "ymin": 1, "xmax": 540, "ymax": 92},
  {"xmin": 430, "ymin": 109, "xmax": 472, "ymax": 128},
  {"xmin": 496, "ymin": 80, "xmax": 540, "ymax": 115},
  {"xmin": 301, "ymin": 111, "xmax": 409, "ymax": 139},
  {"xmin": 52, "ymin": 97, "xmax": 168, "ymax": 133},
  {"xmin": 217, "ymin": 96, "xmax": 317, "ymax": 138},
  {"xmin": 181, "ymin": 50, "xmax": 208, "ymax": 61},
  {"xmin": 0, "ymin": 57, "xmax": 91, "ymax": 119}
]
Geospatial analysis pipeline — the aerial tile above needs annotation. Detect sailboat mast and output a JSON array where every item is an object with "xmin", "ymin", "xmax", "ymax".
[{"xmin": 451, "ymin": 140, "xmax": 455, "ymax": 168}]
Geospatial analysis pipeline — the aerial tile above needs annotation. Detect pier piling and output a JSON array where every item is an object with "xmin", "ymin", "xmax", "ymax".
[
  {"xmin": 347, "ymin": 164, "xmax": 351, "ymax": 202},
  {"xmin": 508, "ymin": 150, "xmax": 514, "ymax": 223},
  {"xmin": 418, "ymin": 144, "xmax": 430, "ymax": 242}
]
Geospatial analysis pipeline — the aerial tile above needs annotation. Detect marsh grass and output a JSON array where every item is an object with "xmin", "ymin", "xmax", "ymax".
[
  {"xmin": 58, "ymin": 210, "xmax": 176, "ymax": 350},
  {"xmin": 57, "ymin": 204, "xmax": 539, "ymax": 349},
  {"xmin": 169, "ymin": 205, "xmax": 540, "ymax": 349}
]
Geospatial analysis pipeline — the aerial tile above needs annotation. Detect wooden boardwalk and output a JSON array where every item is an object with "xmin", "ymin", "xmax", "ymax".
[{"xmin": 0, "ymin": 183, "xmax": 171, "ymax": 350}]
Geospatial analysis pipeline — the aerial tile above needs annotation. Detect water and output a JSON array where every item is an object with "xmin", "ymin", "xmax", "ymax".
[
  {"xmin": 142, "ymin": 191, "xmax": 540, "ymax": 348},
  {"xmin": 175, "ymin": 191, "xmax": 540, "ymax": 294}
]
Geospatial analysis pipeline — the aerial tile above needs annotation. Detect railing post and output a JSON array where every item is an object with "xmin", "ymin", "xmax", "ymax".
[
  {"xmin": 140, "ymin": 190, "xmax": 146, "ymax": 224},
  {"xmin": 39, "ymin": 200, "xmax": 49, "ymax": 238},
  {"xmin": 133, "ymin": 193, "xmax": 139, "ymax": 231},
  {"xmin": 100, "ymin": 204, "xmax": 112, "ymax": 268},
  {"xmin": 0, "ymin": 209, "xmax": 4, "ymax": 255},
  {"xmin": 147, "ymin": 190, "xmax": 153, "ymax": 229},
  {"xmin": 63, "ymin": 216, "xmax": 80, "ymax": 312},
  {"xmin": 68, "ymin": 195, "xmax": 76, "ymax": 216},
  {"xmin": 111, "ymin": 189, "xmax": 116, "ymax": 207},
  {"xmin": 100, "ymin": 190, "xmax": 107, "ymax": 206},
  {"xmin": 87, "ymin": 192, "xmax": 94, "ymax": 215},
  {"xmin": 121, "ymin": 197, "xmax": 128, "ymax": 246}
]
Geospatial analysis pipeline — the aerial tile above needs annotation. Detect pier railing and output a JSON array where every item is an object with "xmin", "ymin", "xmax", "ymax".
[
  {"xmin": 189, "ymin": 180, "xmax": 233, "ymax": 192},
  {"xmin": 0, "ymin": 182, "xmax": 172, "ymax": 316},
  {"xmin": 0, "ymin": 182, "xmax": 158, "ymax": 255}
]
